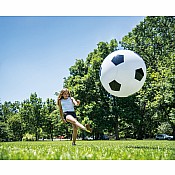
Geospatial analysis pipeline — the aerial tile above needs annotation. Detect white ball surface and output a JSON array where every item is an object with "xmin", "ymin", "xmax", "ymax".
[{"xmin": 100, "ymin": 50, "xmax": 146, "ymax": 97}]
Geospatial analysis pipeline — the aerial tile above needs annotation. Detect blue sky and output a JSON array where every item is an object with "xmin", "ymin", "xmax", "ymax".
[{"xmin": 0, "ymin": 16, "xmax": 145, "ymax": 103}]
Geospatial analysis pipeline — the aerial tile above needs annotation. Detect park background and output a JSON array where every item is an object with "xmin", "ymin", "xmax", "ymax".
[
  {"xmin": 1, "ymin": 16, "xmax": 175, "ymax": 142},
  {"xmin": 0, "ymin": 0, "xmax": 175, "ymax": 175}
]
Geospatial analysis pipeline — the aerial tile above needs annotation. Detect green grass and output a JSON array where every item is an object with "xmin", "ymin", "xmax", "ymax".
[{"xmin": 0, "ymin": 140, "xmax": 175, "ymax": 160}]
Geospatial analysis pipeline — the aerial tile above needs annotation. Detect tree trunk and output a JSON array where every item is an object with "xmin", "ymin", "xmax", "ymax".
[
  {"xmin": 137, "ymin": 114, "xmax": 144, "ymax": 140},
  {"xmin": 137, "ymin": 102, "xmax": 146, "ymax": 140},
  {"xmin": 51, "ymin": 124, "xmax": 53, "ymax": 141},
  {"xmin": 51, "ymin": 133, "xmax": 53, "ymax": 141},
  {"xmin": 113, "ymin": 96, "xmax": 120, "ymax": 140},
  {"xmin": 114, "ymin": 120, "xmax": 120, "ymax": 140},
  {"xmin": 137, "ymin": 124, "xmax": 143, "ymax": 140},
  {"xmin": 35, "ymin": 131, "xmax": 38, "ymax": 141}
]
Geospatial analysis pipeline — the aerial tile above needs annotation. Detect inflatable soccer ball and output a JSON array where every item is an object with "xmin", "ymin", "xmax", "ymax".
[{"xmin": 99, "ymin": 50, "xmax": 146, "ymax": 97}]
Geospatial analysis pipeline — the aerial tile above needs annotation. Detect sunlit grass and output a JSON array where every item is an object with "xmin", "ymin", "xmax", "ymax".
[{"xmin": 0, "ymin": 140, "xmax": 175, "ymax": 160}]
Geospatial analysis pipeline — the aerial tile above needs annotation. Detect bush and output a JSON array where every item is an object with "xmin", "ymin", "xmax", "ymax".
[{"xmin": 22, "ymin": 133, "xmax": 35, "ymax": 141}]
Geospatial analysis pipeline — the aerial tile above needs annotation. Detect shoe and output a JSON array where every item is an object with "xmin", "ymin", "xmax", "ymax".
[
  {"xmin": 72, "ymin": 143, "xmax": 76, "ymax": 146},
  {"xmin": 85, "ymin": 124, "xmax": 92, "ymax": 133}
]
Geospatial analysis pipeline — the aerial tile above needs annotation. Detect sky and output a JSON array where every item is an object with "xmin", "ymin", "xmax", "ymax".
[{"xmin": 0, "ymin": 16, "xmax": 145, "ymax": 103}]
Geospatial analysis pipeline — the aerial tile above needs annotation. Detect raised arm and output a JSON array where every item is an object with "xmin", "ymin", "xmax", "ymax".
[{"xmin": 71, "ymin": 97, "xmax": 80, "ymax": 106}]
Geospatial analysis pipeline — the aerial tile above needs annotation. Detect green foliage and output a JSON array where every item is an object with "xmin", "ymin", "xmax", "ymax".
[
  {"xmin": 64, "ymin": 39, "xmax": 121, "ymax": 139},
  {"xmin": 121, "ymin": 16, "xmax": 175, "ymax": 139},
  {"xmin": 1, "ymin": 17, "xmax": 175, "ymax": 141},
  {"xmin": 22, "ymin": 133, "xmax": 35, "ymax": 141},
  {"xmin": 63, "ymin": 17, "xmax": 175, "ymax": 140},
  {"xmin": 0, "ymin": 93, "xmax": 70, "ymax": 142},
  {"xmin": 7, "ymin": 114, "xmax": 23, "ymax": 141},
  {"xmin": 157, "ymin": 122, "xmax": 173, "ymax": 135}
]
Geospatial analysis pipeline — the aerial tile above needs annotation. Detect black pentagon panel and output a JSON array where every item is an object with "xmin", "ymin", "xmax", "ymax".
[
  {"xmin": 135, "ymin": 68, "xmax": 144, "ymax": 81},
  {"xmin": 109, "ymin": 80, "xmax": 121, "ymax": 91},
  {"xmin": 111, "ymin": 55, "xmax": 124, "ymax": 66}
]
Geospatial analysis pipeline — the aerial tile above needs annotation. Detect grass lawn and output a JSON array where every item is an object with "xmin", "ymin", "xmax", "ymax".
[{"xmin": 0, "ymin": 140, "xmax": 175, "ymax": 160}]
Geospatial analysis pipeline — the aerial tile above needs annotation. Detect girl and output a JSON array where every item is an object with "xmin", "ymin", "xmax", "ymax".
[{"xmin": 57, "ymin": 88, "xmax": 92, "ymax": 145}]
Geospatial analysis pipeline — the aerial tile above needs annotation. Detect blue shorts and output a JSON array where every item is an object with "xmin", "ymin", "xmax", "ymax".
[{"xmin": 63, "ymin": 111, "xmax": 77, "ymax": 120}]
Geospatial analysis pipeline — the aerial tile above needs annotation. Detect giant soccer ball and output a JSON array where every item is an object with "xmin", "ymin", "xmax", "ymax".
[{"xmin": 99, "ymin": 50, "xmax": 146, "ymax": 97}]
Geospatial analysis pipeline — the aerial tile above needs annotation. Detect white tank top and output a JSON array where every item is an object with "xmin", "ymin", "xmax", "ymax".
[{"xmin": 61, "ymin": 97, "xmax": 75, "ymax": 112}]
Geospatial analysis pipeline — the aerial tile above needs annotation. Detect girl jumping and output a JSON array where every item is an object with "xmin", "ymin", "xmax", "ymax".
[{"xmin": 57, "ymin": 88, "xmax": 92, "ymax": 145}]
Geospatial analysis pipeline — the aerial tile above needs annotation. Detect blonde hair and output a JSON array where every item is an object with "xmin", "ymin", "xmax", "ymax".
[
  {"xmin": 57, "ymin": 88, "xmax": 71, "ymax": 109},
  {"xmin": 57, "ymin": 88, "xmax": 71, "ymax": 100}
]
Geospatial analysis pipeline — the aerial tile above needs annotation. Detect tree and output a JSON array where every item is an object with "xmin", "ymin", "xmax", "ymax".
[
  {"xmin": 19, "ymin": 93, "xmax": 44, "ymax": 141},
  {"xmin": 121, "ymin": 16, "xmax": 175, "ymax": 139},
  {"xmin": 7, "ymin": 113, "xmax": 23, "ymax": 141},
  {"xmin": 0, "ymin": 101, "xmax": 20, "ymax": 141},
  {"xmin": 0, "ymin": 101, "xmax": 9, "ymax": 141},
  {"xmin": 42, "ymin": 98, "xmax": 58, "ymax": 141},
  {"xmin": 29, "ymin": 93, "xmax": 44, "ymax": 141},
  {"xmin": 64, "ymin": 39, "xmax": 135, "ymax": 139}
]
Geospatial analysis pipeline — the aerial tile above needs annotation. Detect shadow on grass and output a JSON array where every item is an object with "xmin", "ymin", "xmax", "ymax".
[{"xmin": 125, "ymin": 146, "xmax": 175, "ymax": 150}]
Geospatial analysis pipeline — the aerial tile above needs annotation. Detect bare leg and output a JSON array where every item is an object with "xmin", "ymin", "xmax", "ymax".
[
  {"xmin": 66, "ymin": 115, "xmax": 86, "ymax": 130},
  {"xmin": 72, "ymin": 123, "xmax": 78, "ymax": 145}
]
